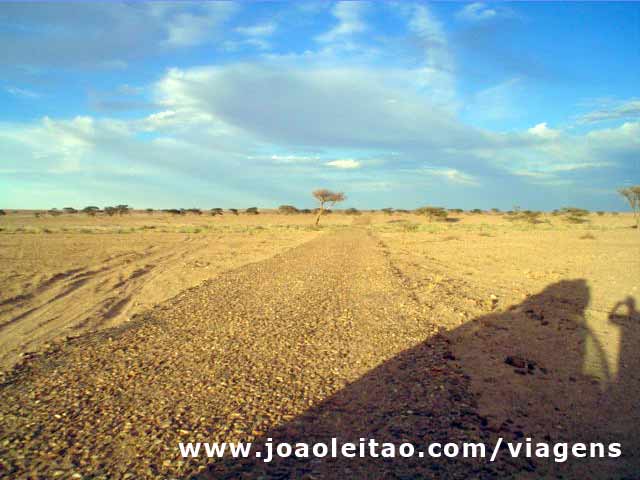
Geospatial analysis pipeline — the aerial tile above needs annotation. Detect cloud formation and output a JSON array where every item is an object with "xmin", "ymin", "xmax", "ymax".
[
  {"xmin": 1, "ymin": 1, "xmax": 638, "ymax": 210},
  {"xmin": 576, "ymin": 99, "xmax": 640, "ymax": 124},
  {"xmin": 316, "ymin": 2, "xmax": 368, "ymax": 43},
  {"xmin": 326, "ymin": 159, "xmax": 361, "ymax": 169},
  {"xmin": 456, "ymin": 3, "xmax": 497, "ymax": 22}
]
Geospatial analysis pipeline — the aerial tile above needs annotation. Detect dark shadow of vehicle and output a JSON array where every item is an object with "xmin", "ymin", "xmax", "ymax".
[{"xmin": 195, "ymin": 279, "xmax": 639, "ymax": 479}]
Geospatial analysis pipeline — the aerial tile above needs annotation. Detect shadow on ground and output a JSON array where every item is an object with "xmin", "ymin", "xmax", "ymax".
[{"xmin": 198, "ymin": 280, "xmax": 639, "ymax": 479}]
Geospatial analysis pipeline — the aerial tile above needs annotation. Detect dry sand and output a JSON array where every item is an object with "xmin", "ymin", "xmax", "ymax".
[{"xmin": 0, "ymin": 211, "xmax": 637, "ymax": 479}]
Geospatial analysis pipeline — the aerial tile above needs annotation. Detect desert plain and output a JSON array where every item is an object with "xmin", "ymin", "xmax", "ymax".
[{"xmin": 0, "ymin": 209, "xmax": 638, "ymax": 479}]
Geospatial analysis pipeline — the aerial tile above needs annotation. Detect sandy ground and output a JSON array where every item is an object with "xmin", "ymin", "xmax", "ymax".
[
  {"xmin": 0, "ymin": 213, "xmax": 325, "ymax": 370},
  {"xmin": 0, "ymin": 210, "xmax": 637, "ymax": 479}
]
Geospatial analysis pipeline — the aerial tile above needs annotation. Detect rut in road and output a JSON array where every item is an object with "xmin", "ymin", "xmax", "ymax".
[{"xmin": 0, "ymin": 227, "xmax": 520, "ymax": 479}]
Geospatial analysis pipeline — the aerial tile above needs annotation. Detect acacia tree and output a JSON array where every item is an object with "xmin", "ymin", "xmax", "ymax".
[
  {"xmin": 83, "ymin": 206, "xmax": 100, "ymax": 216},
  {"xmin": 618, "ymin": 185, "xmax": 640, "ymax": 232},
  {"xmin": 312, "ymin": 189, "xmax": 345, "ymax": 225},
  {"xmin": 416, "ymin": 206, "xmax": 448, "ymax": 222}
]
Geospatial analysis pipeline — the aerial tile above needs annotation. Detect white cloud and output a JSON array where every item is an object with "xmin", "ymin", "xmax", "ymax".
[
  {"xmin": 456, "ymin": 3, "xmax": 498, "ymax": 22},
  {"xmin": 0, "ymin": 2, "xmax": 239, "ymax": 70},
  {"xmin": 269, "ymin": 154, "xmax": 318, "ymax": 163},
  {"xmin": 528, "ymin": 122, "xmax": 560, "ymax": 140},
  {"xmin": 326, "ymin": 159, "xmax": 361, "ymax": 169},
  {"xmin": 236, "ymin": 23, "xmax": 277, "ymax": 37},
  {"xmin": 152, "ymin": 64, "xmax": 480, "ymax": 151},
  {"xmin": 575, "ymin": 98, "xmax": 640, "ymax": 124},
  {"xmin": 164, "ymin": 4, "xmax": 237, "ymax": 47},
  {"xmin": 423, "ymin": 167, "xmax": 479, "ymax": 186},
  {"xmin": 316, "ymin": 2, "xmax": 367, "ymax": 43},
  {"xmin": 5, "ymin": 86, "xmax": 40, "ymax": 98},
  {"xmin": 406, "ymin": 4, "xmax": 456, "ymax": 107},
  {"xmin": 467, "ymin": 77, "xmax": 522, "ymax": 121}
]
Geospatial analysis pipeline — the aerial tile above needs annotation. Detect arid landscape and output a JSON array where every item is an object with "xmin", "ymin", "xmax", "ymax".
[
  {"xmin": 3, "ymin": 1, "xmax": 639, "ymax": 478},
  {"xmin": 1, "ymin": 209, "xmax": 638, "ymax": 479}
]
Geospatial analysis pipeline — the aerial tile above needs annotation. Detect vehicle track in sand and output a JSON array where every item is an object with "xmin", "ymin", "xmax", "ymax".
[{"xmin": 0, "ymin": 232, "xmax": 315, "ymax": 371}]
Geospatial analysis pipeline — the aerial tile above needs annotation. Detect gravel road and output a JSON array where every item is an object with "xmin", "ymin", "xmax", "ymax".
[{"xmin": 0, "ymin": 227, "xmax": 524, "ymax": 479}]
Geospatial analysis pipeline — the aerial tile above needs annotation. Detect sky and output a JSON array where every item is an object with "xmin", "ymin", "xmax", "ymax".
[{"xmin": 1, "ymin": 1, "xmax": 639, "ymax": 211}]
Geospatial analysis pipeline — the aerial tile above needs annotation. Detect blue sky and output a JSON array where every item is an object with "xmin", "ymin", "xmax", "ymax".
[{"xmin": 1, "ymin": 1, "xmax": 639, "ymax": 210}]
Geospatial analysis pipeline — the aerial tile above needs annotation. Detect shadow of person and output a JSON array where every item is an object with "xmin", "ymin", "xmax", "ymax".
[
  {"xmin": 196, "ymin": 280, "xmax": 638, "ymax": 479},
  {"xmin": 603, "ymin": 295, "xmax": 640, "ymax": 472}
]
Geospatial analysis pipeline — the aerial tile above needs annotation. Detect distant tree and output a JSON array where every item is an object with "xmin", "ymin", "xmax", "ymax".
[
  {"xmin": 63, "ymin": 207, "xmax": 77, "ymax": 214},
  {"xmin": 448, "ymin": 208, "xmax": 464, "ymax": 214},
  {"xmin": 228, "ymin": 208, "xmax": 239, "ymax": 216},
  {"xmin": 345, "ymin": 208, "xmax": 361, "ymax": 215},
  {"xmin": 300, "ymin": 208, "xmax": 312, "ymax": 214},
  {"xmin": 312, "ymin": 189, "xmax": 345, "ymax": 225},
  {"xmin": 186, "ymin": 208, "xmax": 202, "ymax": 215},
  {"xmin": 381, "ymin": 208, "xmax": 394, "ymax": 215},
  {"xmin": 490, "ymin": 208, "xmax": 501, "ymax": 213},
  {"xmin": 145, "ymin": 208, "xmax": 154, "ymax": 214},
  {"xmin": 83, "ymin": 206, "xmax": 100, "ymax": 216},
  {"xmin": 210, "ymin": 208, "xmax": 223, "ymax": 216},
  {"xmin": 48, "ymin": 208, "xmax": 62, "ymax": 217},
  {"xmin": 618, "ymin": 186, "xmax": 640, "ymax": 232},
  {"xmin": 115, "ymin": 205, "xmax": 130, "ymax": 215},
  {"xmin": 395, "ymin": 209, "xmax": 410, "ymax": 214},
  {"xmin": 245, "ymin": 207, "xmax": 259, "ymax": 215},
  {"xmin": 470, "ymin": 208, "xmax": 483, "ymax": 214},
  {"xmin": 278, "ymin": 205, "xmax": 299, "ymax": 214},
  {"xmin": 416, "ymin": 206, "xmax": 448, "ymax": 222},
  {"xmin": 104, "ymin": 206, "xmax": 117, "ymax": 216},
  {"xmin": 0, "ymin": 209, "xmax": 5, "ymax": 216},
  {"xmin": 596, "ymin": 211, "xmax": 605, "ymax": 216}
]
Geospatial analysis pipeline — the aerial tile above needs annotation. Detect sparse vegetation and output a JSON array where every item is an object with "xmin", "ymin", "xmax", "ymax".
[
  {"xmin": 164, "ymin": 209, "xmax": 184, "ymax": 216},
  {"xmin": 618, "ymin": 185, "xmax": 640, "ymax": 231},
  {"xmin": 403, "ymin": 223, "xmax": 419, "ymax": 232},
  {"xmin": 415, "ymin": 206, "xmax": 448, "ymax": 222},
  {"xmin": 83, "ymin": 206, "xmax": 100, "ymax": 216},
  {"xmin": 312, "ymin": 189, "xmax": 345, "ymax": 225},
  {"xmin": 210, "ymin": 208, "xmax": 223, "ymax": 216},
  {"xmin": 560, "ymin": 207, "xmax": 590, "ymax": 224},
  {"xmin": 381, "ymin": 208, "xmax": 394, "ymax": 215},
  {"xmin": 245, "ymin": 207, "xmax": 259, "ymax": 215},
  {"xmin": 278, "ymin": 205, "xmax": 299, "ymax": 214},
  {"xmin": 344, "ymin": 208, "xmax": 361, "ymax": 215},
  {"xmin": 506, "ymin": 209, "xmax": 545, "ymax": 224}
]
